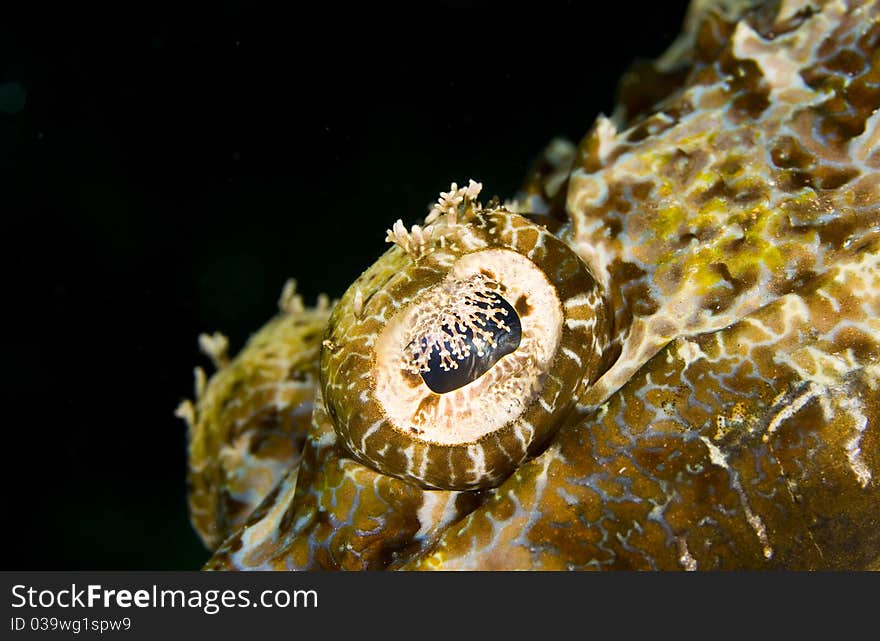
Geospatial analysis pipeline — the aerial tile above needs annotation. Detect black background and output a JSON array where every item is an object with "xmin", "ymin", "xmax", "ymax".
[{"xmin": 1, "ymin": 1, "xmax": 689, "ymax": 569}]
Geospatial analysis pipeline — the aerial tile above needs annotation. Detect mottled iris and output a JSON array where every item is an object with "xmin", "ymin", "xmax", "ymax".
[{"xmin": 417, "ymin": 292, "xmax": 522, "ymax": 394}]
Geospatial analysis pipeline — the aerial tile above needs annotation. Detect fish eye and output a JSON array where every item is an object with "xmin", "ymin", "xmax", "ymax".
[
  {"xmin": 320, "ymin": 193, "xmax": 609, "ymax": 490},
  {"xmin": 412, "ymin": 285, "xmax": 522, "ymax": 394}
]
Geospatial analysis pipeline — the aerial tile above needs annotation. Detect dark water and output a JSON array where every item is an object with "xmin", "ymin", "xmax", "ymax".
[{"xmin": 0, "ymin": 2, "xmax": 689, "ymax": 569}]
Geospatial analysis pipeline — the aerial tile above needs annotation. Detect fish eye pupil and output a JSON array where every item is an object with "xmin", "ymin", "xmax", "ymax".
[{"xmin": 417, "ymin": 292, "xmax": 522, "ymax": 394}]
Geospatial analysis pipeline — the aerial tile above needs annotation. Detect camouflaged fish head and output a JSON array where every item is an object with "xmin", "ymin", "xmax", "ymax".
[{"xmin": 177, "ymin": 0, "xmax": 880, "ymax": 570}]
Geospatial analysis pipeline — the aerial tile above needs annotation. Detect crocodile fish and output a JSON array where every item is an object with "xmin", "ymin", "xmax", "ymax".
[{"xmin": 177, "ymin": 0, "xmax": 880, "ymax": 570}]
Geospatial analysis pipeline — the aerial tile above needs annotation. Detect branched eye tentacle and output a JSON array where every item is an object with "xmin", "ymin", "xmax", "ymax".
[
  {"xmin": 320, "ymin": 190, "xmax": 612, "ymax": 491},
  {"xmin": 402, "ymin": 273, "xmax": 521, "ymax": 393}
]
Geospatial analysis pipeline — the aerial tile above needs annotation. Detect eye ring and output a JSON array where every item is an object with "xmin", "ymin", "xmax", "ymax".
[{"xmin": 320, "ymin": 209, "xmax": 609, "ymax": 490}]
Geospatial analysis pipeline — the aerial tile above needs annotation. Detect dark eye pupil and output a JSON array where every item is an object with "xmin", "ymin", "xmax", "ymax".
[{"xmin": 418, "ymin": 292, "xmax": 522, "ymax": 394}]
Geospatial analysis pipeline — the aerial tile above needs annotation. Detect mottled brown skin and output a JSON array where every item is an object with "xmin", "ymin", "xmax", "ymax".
[
  {"xmin": 568, "ymin": 0, "xmax": 880, "ymax": 410},
  {"xmin": 204, "ymin": 389, "xmax": 484, "ymax": 570},
  {"xmin": 205, "ymin": 205, "xmax": 612, "ymax": 569},
  {"xmin": 181, "ymin": 0, "xmax": 880, "ymax": 570},
  {"xmin": 178, "ymin": 296, "xmax": 329, "ymax": 549},
  {"xmin": 402, "ymin": 237, "xmax": 880, "ymax": 569}
]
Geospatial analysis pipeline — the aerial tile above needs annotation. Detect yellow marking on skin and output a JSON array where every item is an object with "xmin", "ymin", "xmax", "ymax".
[{"xmin": 649, "ymin": 204, "xmax": 687, "ymax": 241}]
